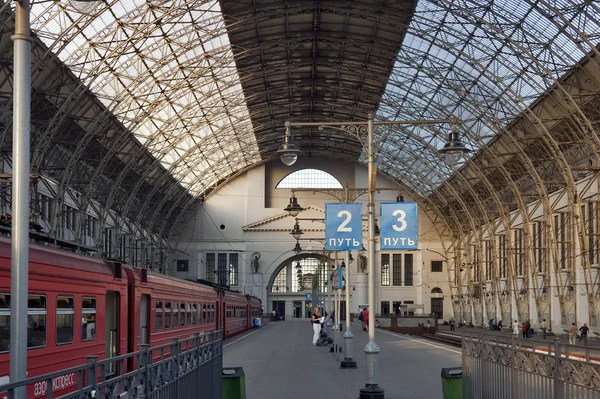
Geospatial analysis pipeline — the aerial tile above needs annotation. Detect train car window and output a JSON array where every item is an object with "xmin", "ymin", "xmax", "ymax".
[
  {"xmin": 173, "ymin": 301, "xmax": 179, "ymax": 328},
  {"xmin": 187, "ymin": 303, "xmax": 192, "ymax": 326},
  {"xmin": 180, "ymin": 302, "xmax": 185, "ymax": 327},
  {"xmin": 164, "ymin": 302, "xmax": 171, "ymax": 329},
  {"xmin": 155, "ymin": 301, "xmax": 163, "ymax": 331},
  {"xmin": 82, "ymin": 297, "xmax": 96, "ymax": 341},
  {"xmin": 56, "ymin": 296, "xmax": 74, "ymax": 345},
  {"xmin": 0, "ymin": 294, "xmax": 10, "ymax": 352},
  {"xmin": 192, "ymin": 304, "xmax": 197, "ymax": 325},
  {"xmin": 28, "ymin": 295, "xmax": 46, "ymax": 348},
  {"xmin": 211, "ymin": 304, "xmax": 215, "ymax": 322},
  {"xmin": 202, "ymin": 304, "xmax": 207, "ymax": 324}
]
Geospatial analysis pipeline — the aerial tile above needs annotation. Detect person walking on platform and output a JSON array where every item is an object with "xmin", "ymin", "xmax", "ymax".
[
  {"xmin": 522, "ymin": 323, "xmax": 527, "ymax": 338},
  {"xmin": 569, "ymin": 323, "xmax": 578, "ymax": 345},
  {"xmin": 450, "ymin": 318, "xmax": 455, "ymax": 331},
  {"xmin": 579, "ymin": 323, "xmax": 589, "ymax": 346},
  {"xmin": 311, "ymin": 307, "xmax": 322, "ymax": 345},
  {"xmin": 364, "ymin": 307, "xmax": 370, "ymax": 332},
  {"xmin": 541, "ymin": 319, "xmax": 548, "ymax": 339},
  {"xmin": 512, "ymin": 320, "xmax": 519, "ymax": 337}
]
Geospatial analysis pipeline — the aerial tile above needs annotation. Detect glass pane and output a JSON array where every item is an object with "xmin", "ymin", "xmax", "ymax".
[
  {"xmin": 0, "ymin": 294, "xmax": 9, "ymax": 352},
  {"xmin": 56, "ymin": 297, "xmax": 74, "ymax": 344},
  {"xmin": 82, "ymin": 297, "xmax": 96, "ymax": 341},
  {"xmin": 155, "ymin": 301, "xmax": 163, "ymax": 331}
]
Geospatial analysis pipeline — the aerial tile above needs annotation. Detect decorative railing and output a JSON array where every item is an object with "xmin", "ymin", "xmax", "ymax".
[
  {"xmin": 0, "ymin": 330, "xmax": 222, "ymax": 399},
  {"xmin": 462, "ymin": 331, "xmax": 600, "ymax": 398}
]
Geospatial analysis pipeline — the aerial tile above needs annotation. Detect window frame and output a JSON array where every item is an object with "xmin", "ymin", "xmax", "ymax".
[
  {"xmin": 81, "ymin": 296, "xmax": 96, "ymax": 342},
  {"xmin": 56, "ymin": 295, "xmax": 75, "ymax": 345}
]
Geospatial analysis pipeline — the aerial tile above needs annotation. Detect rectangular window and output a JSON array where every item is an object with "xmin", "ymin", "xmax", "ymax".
[
  {"xmin": 173, "ymin": 301, "xmax": 179, "ymax": 328},
  {"xmin": 177, "ymin": 260, "xmax": 189, "ymax": 272},
  {"xmin": 82, "ymin": 297, "xmax": 96, "ymax": 341},
  {"xmin": 28, "ymin": 295, "xmax": 46, "ymax": 349},
  {"xmin": 155, "ymin": 301, "xmax": 163, "ymax": 331},
  {"xmin": 56, "ymin": 296, "xmax": 74, "ymax": 345},
  {"xmin": 392, "ymin": 254, "xmax": 402, "ymax": 286},
  {"xmin": 381, "ymin": 254, "xmax": 390, "ymax": 286},
  {"xmin": 211, "ymin": 304, "xmax": 215, "ymax": 322},
  {"xmin": 202, "ymin": 304, "xmax": 207, "ymax": 324},
  {"xmin": 164, "ymin": 302, "xmax": 171, "ymax": 329},
  {"xmin": 180, "ymin": 302, "xmax": 186, "ymax": 327},
  {"xmin": 206, "ymin": 253, "xmax": 215, "ymax": 283},
  {"xmin": 533, "ymin": 221, "xmax": 545, "ymax": 273},
  {"xmin": 404, "ymin": 254, "xmax": 413, "ymax": 286},
  {"xmin": 0, "ymin": 294, "xmax": 9, "ymax": 352},
  {"xmin": 514, "ymin": 229, "xmax": 524, "ymax": 276},
  {"xmin": 217, "ymin": 253, "xmax": 227, "ymax": 285},
  {"xmin": 431, "ymin": 260, "xmax": 443, "ymax": 273},
  {"xmin": 498, "ymin": 234, "xmax": 507, "ymax": 278},
  {"xmin": 485, "ymin": 240, "xmax": 492, "ymax": 280},
  {"xmin": 192, "ymin": 304, "xmax": 197, "ymax": 325},
  {"xmin": 229, "ymin": 254, "xmax": 238, "ymax": 286}
]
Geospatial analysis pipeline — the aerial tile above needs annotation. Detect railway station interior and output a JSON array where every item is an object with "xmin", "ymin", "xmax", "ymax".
[{"xmin": 1, "ymin": 0, "xmax": 600, "ymax": 398}]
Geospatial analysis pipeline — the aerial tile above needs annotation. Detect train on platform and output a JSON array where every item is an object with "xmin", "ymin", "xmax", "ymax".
[{"xmin": 0, "ymin": 237, "xmax": 261, "ymax": 397}]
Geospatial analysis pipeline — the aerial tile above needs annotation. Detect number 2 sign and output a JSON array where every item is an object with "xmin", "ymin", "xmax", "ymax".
[
  {"xmin": 380, "ymin": 202, "xmax": 418, "ymax": 250},
  {"xmin": 325, "ymin": 203, "xmax": 363, "ymax": 250}
]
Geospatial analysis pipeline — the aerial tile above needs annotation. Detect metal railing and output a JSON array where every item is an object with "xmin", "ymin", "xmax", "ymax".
[
  {"xmin": 0, "ymin": 330, "xmax": 222, "ymax": 399},
  {"xmin": 462, "ymin": 331, "xmax": 600, "ymax": 399}
]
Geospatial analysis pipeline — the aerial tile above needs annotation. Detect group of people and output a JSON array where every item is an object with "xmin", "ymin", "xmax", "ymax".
[{"xmin": 509, "ymin": 319, "xmax": 590, "ymax": 345}]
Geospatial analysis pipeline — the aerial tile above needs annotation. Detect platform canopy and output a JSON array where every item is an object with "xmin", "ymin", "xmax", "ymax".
[{"xmin": 0, "ymin": 0, "xmax": 599, "ymax": 234}]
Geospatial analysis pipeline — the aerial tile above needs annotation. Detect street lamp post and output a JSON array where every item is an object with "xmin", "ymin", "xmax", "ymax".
[{"xmin": 280, "ymin": 114, "xmax": 464, "ymax": 399}]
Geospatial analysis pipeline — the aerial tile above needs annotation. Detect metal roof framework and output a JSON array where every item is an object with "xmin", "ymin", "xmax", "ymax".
[{"xmin": 0, "ymin": 0, "xmax": 597, "ymax": 249}]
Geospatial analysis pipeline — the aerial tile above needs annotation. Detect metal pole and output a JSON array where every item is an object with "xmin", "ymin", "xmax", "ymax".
[
  {"xmin": 10, "ymin": 0, "xmax": 31, "ymax": 397},
  {"xmin": 360, "ymin": 113, "xmax": 384, "ymax": 399},
  {"xmin": 341, "ymin": 250, "xmax": 357, "ymax": 368}
]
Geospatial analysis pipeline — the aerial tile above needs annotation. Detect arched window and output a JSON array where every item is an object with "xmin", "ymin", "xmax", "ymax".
[
  {"xmin": 276, "ymin": 169, "xmax": 343, "ymax": 189},
  {"xmin": 431, "ymin": 287, "xmax": 443, "ymax": 294}
]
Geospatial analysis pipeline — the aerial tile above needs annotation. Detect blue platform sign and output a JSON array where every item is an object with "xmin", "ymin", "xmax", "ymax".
[
  {"xmin": 337, "ymin": 267, "xmax": 344, "ymax": 289},
  {"xmin": 305, "ymin": 293, "xmax": 312, "ymax": 302},
  {"xmin": 380, "ymin": 202, "xmax": 418, "ymax": 250},
  {"xmin": 325, "ymin": 203, "xmax": 363, "ymax": 250}
]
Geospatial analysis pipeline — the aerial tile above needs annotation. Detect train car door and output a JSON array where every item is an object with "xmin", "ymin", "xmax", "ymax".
[
  {"xmin": 140, "ymin": 294, "xmax": 149, "ymax": 346},
  {"xmin": 105, "ymin": 291, "xmax": 119, "ymax": 376},
  {"xmin": 215, "ymin": 301, "xmax": 220, "ymax": 331}
]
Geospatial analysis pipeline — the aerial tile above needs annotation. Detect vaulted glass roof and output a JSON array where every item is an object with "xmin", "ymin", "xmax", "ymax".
[{"xmin": 1, "ymin": 0, "xmax": 598, "ymax": 233}]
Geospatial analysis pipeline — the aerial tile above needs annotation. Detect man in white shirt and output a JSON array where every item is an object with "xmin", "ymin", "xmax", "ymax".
[{"xmin": 540, "ymin": 319, "xmax": 548, "ymax": 339}]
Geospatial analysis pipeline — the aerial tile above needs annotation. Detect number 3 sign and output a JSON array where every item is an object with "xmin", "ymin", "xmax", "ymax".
[
  {"xmin": 380, "ymin": 202, "xmax": 418, "ymax": 250},
  {"xmin": 325, "ymin": 203, "xmax": 363, "ymax": 250}
]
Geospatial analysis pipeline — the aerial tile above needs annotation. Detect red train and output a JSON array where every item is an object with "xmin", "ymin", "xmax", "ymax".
[{"xmin": 0, "ymin": 237, "xmax": 261, "ymax": 397}]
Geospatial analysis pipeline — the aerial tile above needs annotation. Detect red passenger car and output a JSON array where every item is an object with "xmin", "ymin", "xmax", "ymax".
[{"xmin": 0, "ymin": 237, "xmax": 260, "ymax": 397}]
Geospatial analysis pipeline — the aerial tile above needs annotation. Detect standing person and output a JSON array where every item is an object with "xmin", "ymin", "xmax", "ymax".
[
  {"xmin": 522, "ymin": 322, "xmax": 527, "ymax": 338},
  {"xmin": 540, "ymin": 319, "xmax": 548, "ymax": 339},
  {"xmin": 512, "ymin": 320, "xmax": 519, "ymax": 337},
  {"xmin": 450, "ymin": 318, "xmax": 455, "ymax": 331},
  {"xmin": 498, "ymin": 320, "xmax": 503, "ymax": 330},
  {"xmin": 579, "ymin": 322, "xmax": 589, "ymax": 346},
  {"xmin": 363, "ymin": 307, "xmax": 370, "ymax": 332},
  {"xmin": 311, "ymin": 307, "xmax": 322, "ymax": 345},
  {"xmin": 425, "ymin": 320, "xmax": 432, "ymax": 335},
  {"xmin": 358, "ymin": 309, "xmax": 365, "ymax": 331},
  {"xmin": 569, "ymin": 322, "xmax": 578, "ymax": 345}
]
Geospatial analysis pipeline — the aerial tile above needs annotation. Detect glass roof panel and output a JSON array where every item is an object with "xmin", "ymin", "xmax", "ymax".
[{"xmin": 28, "ymin": 0, "xmax": 256, "ymax": 197}]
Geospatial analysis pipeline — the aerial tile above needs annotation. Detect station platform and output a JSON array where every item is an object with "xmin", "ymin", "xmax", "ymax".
[{"xmin": 222, "ymin": 320, "xmax": 461, "ymax": 399}]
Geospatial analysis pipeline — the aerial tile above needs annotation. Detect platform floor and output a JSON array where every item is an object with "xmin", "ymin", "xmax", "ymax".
[{"xmin": 223, "ymin": 321, "xmax": 461, "ymax": 399}]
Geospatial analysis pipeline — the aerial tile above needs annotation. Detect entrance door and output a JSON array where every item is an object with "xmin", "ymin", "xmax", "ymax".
[
  {"xmin": 140, "ymin": 295, "xmax": 149, "ymax": 346},
  {"xmin": 105, "ymin": 291, "xmax": 119, "ymax": 376},
  {"xmin": 431, "ymin": 298, "xmax": 443, "ymax": 320}
]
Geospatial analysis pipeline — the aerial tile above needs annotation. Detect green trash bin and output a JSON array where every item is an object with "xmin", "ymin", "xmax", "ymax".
[
  {"xmin": 441, "ymin": 367, "xmax": 462, "ymax": 399},
  {"xmin": 222, "ymin": 367, "xmax": 246, "ymax": 399}
]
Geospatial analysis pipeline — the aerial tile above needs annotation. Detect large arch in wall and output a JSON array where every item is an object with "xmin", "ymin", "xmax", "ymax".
[{"xmin": 266, "ymin": 252, "xmax": 332, "ymax": 291}]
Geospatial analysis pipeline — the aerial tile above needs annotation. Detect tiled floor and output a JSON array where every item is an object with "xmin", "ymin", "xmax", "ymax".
[{"xmin": 222, "ymin": 321, "xmax": 461, "ymax": 399}]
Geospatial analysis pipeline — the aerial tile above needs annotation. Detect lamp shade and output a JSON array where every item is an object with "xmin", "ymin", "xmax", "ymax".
[
  {"xmin": 290, "ymin": 222, "xmax": 303, "ymax": 240},
  {"xmin": 439, "ymin": 130, "xmax": 469, "ymax": 165},
  {"xmin": 293, "ymin": 242, "xmax": 303, "ymax": 255},
  {"xmin": 278, "ymin": 134, "xmax": 300, "ymax": 166},
  {"xmin": 284, "ymin": 196, "xmax": 304, "ymax": 216}
]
